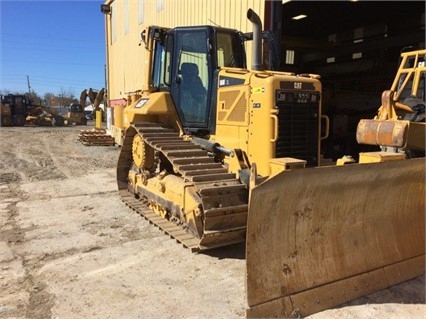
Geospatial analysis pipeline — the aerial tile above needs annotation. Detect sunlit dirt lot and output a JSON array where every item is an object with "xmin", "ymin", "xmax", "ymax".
[{"xmin": 0, "ymin": 126, "xmax": 424, "ymax": 318}]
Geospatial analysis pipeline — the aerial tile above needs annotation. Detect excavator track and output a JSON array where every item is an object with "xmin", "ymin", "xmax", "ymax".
[{"xmin": 117, "ymin": 122, "xmax": 248, "ymax": 252}]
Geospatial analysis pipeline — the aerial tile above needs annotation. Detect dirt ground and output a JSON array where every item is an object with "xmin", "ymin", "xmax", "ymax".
[{"xmin": 0, "ymin": 125, "xmax": 424, "ymax": 319}]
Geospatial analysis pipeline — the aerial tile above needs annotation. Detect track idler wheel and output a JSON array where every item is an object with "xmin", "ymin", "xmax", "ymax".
[{"xmin": 132, "ymin": 134, "xmax": 156, "ymax": 170}]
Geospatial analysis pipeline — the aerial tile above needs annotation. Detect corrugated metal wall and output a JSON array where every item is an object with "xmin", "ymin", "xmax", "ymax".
[{"xmin": 104, "ymin": 0, "xmax": 265, "ymax": 103}]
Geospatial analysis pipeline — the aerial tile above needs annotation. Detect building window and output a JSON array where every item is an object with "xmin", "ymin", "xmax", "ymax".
[
  {"xmin": 157, "ymin": 0, "xmax": 164, "ymax": 12},
  {"xmin": 138, "ymin": 0, "xmax": 144, "ymax": 24},
  {"xmin": 352, "ymin": 52, "xmax": 362, "ymax": 59},
  {"xmin": 124, "ymin": 0, "xmax": 129, "ymax": 35},
  {"xmin": 353, "ymin": 27, "xmax": 363, "ymax": 43},
  {"xmin": 285, "ymin": 50, "xmax": 295, "ymax": 65}
]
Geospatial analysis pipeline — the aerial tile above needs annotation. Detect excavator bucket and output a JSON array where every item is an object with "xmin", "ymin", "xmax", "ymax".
[{"xmin": 246, "ymin": 158, "xmax": 425, "ymax": 318}]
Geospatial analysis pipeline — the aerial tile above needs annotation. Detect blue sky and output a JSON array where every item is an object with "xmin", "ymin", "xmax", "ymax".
[{"xmin": 0, "ymin": 0, "xmax": 106, "ymax": 97}]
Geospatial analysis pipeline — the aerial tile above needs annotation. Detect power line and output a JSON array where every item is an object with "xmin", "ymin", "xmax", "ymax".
[
  {"xmin": 0, "ymin": 41, "xmax": 105, "ymax": 54},
  {"xmin": 1, "ymin": 58, "xmax": 104, "ymax": 67},
  {"xmin": 1, "ymin": 33, "xmax": 105, "ymax": 44},
  {"xmin": 1, "ymin": 75, "xmax": 100, "ymax": 84}
]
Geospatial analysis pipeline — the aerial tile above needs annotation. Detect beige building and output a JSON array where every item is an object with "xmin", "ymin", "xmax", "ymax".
[
  {"xmin": 101, "ymin": 0, "xmax": 267, "ymax": 107},
  {"xmin": 101, "ymin": 0, "xmax": 424, "ymax": 161}
]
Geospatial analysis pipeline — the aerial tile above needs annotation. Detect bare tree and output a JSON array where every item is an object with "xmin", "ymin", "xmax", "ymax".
[
  {"xmin": 58, "ymin": 88, "xmax": 76, "ymax": 106},
  {"xmin": 43, "ymin": 92, "xmax": 56, "ymax": 107},
  {"xmin": 0, "ymin": 89, "xmax": 12, "ymax": 96}
]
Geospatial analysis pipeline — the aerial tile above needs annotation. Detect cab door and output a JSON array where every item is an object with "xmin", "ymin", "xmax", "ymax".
[{"xmin": 169, "ymin": 28, "xmax": 212, "ymax": 128}]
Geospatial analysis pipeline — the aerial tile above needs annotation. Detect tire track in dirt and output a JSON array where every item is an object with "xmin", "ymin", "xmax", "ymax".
[
  {"xmin": 0, "ymin": 128, "xmax": 83, "ymax": 318},
  {"xmin": 1, "ymin": 129, "xmax": 66, "ymax": 183},
  {"xmin": 0, "ymin": 182, "xmax": 54, "ymax": 318}
]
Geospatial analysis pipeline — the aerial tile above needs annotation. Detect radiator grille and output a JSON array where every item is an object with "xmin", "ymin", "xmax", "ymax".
[{"xmin": 276, "ymin": 94, "xmax": 320, "ymax": 167}]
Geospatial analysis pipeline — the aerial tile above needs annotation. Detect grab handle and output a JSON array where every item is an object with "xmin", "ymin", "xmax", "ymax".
[
  {"xmin": 321, "ymin": 115, "xmax": 330, "ymax": 140},
  {"xmin": 270, "ymin": 114, "xmax": 279, "ymax": 143}
]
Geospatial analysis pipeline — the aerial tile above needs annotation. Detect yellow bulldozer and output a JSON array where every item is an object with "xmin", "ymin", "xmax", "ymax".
[{"xmin": 114, "ymin": 9, "xmax": 424, "ymax": 318}]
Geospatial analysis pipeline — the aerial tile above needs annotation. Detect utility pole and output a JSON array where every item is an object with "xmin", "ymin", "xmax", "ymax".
[{"xmin": 27, "ymin": 75, "xmax": 31, "ymax": 95}]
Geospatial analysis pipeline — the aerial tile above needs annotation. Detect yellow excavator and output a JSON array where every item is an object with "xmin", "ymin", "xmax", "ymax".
[
  {"xmin": 114, "ymin": 9, "xmax": 424, "ymax": 317},
  {"xmin": 63, "ymin": 88, "xmax": 105, "ymax": 125}
]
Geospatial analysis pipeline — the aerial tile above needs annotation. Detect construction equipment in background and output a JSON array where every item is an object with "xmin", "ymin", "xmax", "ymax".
[
  {"xmin": 26, "ymin": 106, "xmax": 65, "ymax": 126},
  {"xmin": 246, "ymin": 49, "xmax": 425, "ymax": 317},
  {"xmin": 0, "ymin": 102, "xmax": 13, "ymax": 126},
  {"xmin": 63, "ymin": 88, "xmax": 105, "ymax": 126},
  {"xmin": 112, "ymin": 8, "xmax": 424, "ymax": 318},
  {"xmin": 1, "ymin": 93, "xmax": 65, "ymax": 127},
  {"xmin": 1, "ymin": 94, "xmax": 28, "ymax": 126},
  {"xmin": 76, "ymin": 88, "xmax": 115, "ymax": 146},
  {"xmin": 87, "ymin": 87, "xmax": 105, "ymax": 121},
  {"xmin": 357, "ymin": 49, "xmax": 425, "ymax": 158},
  {"xmin": 64, "ymin": 103, "xmax": 87, "ymax": 126}
]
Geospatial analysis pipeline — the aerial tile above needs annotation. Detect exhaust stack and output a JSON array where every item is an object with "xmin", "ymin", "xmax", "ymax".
[{"xmin": 247, "ymin": 9, "xmax": 263, "ymax": 71}]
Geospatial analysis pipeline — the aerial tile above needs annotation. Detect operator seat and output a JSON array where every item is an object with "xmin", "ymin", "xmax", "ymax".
[
  {"xmin": 180, "ymin": 62, "xmax": 207, "ymax": 121},
  {"xmin": 181, "ymin": 63, "xmax": 206, "ymax": 96}
]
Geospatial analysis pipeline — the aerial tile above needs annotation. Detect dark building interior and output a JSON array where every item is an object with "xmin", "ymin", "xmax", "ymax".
[{"xmin": 267, "ymin": 0, "xmax": 425, "ymax": 159}]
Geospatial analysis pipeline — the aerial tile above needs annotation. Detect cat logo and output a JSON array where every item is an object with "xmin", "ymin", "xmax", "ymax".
[{"xmin": 294, "ymin": 82, "xmax": 302, "ymax": 89}]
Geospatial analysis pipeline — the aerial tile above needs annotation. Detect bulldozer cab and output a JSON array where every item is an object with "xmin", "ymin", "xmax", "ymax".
[{"xmin": 161, "ymin": 26, "xmax": 245, "ymax": 132}]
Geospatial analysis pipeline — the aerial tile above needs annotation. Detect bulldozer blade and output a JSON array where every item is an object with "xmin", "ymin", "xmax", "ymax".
[{"xmin": 246, "ymin": 158, "xmax": 425, "ymax": 318}]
